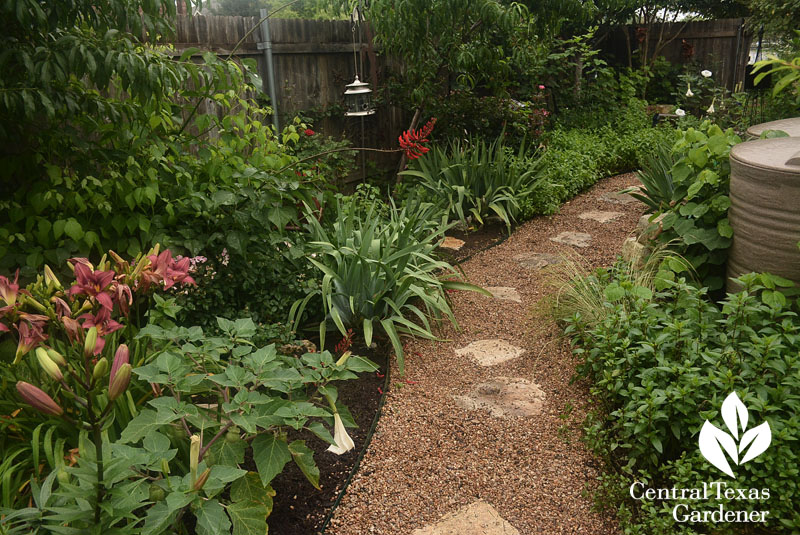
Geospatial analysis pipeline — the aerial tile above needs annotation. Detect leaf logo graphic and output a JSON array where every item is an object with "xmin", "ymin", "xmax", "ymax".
[{"xmin": 698, "ymin": 392, "xmax": 771, "ymax": 478}]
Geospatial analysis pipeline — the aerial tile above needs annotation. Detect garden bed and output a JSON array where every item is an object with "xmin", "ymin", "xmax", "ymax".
[{"xmin": 267, "ymin": 343, "xmax": 388, "ymax": 535}]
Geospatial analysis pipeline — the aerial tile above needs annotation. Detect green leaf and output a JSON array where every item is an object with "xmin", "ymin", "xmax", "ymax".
[
  {"xmin": 688, "ymin": 147, "xmax": 708, "ymax": 168},
  {"xmin": 119, "ymin": 409, "xmax": 180, "ymax": 444},
  {"xmin": 209, "ymin": 436, "xmax": 246, "ymax": 466},
  {"xmin": 196, "ymin": 499, "xmax": 232, "ymax": 535},
  {"xmin": 717, "ymin": 218, "xmax": 733, "ymax": 239},
  {"xmin": 251, "ymin": 434, "xmax": 291, "ymax": 486},
  {"xmin": 227, "ymin": 499, "xmax": 270, "ymax": 535},
  {"xmin": 289, "ymin": 440, "xmax": 320, "ymax": 489},
  {"xmin": 231, "ymin": 472, "xmax": 276, "ymax": 507},
  {"xmin": 604, "ymin": 283, "xmax": 625, "ymax": 301},
  {"xmin": 63, "ymin": 218, "xmax": 83, "ymax": 241}
]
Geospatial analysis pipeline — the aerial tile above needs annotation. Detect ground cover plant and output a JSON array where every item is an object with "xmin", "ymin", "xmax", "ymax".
[{"xmin": 559, "ymin": 261, "xmax": 800, "ymax": 534}]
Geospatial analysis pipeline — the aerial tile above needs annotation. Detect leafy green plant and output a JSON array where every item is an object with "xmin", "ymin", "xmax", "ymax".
[
  {"xmin": 0, "ymin": 245, "xmax": 201, "ymax": 514},
  {"xmin": 290, "ymin": 199, "xmax": 489, "ymax": 373},
  {"xmin": 545, "ymin": 245, "xmax": 688, "ymax": 329},
  {"xmin": 1, "ymin": 317, "xmax": 376, "ymax": 533},
  {"xmin": 399, "ymin": 136, "xmax": 543, "ymax": 232},
  {"xmin": 562, "ymin": 267, "xmax": 800, "ymax": 533},
  {"xmin": 629, "ymin": 142, "xmax": 678, "ymax": 213},
  {"xmin": 647, "ymin": 121, "xmax": 741, "ymax": 291}
]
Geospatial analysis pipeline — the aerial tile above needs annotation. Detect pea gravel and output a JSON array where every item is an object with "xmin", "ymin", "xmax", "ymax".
[{"xmin": 327, "ymin": 174, "xmax": 645, "ymax": 535}]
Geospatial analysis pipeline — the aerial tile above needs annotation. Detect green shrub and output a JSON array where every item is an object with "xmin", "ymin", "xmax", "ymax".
[
  {"xmin": 526, "ymin": 101, "xmax": 677, "ymax": 217},
  {"xmin": 290, "ymin": 199, "xmax": 489, "ymax": 373},
  {"xmin": 399, "ymin": 135, "xmax": 543, "ymax": 232},
  {"xmin": 563, "ymin": 266, "xmax": 800, "ymax": 533},
  {"xmin": 640, "ymin": 121, "xmax": 741, "ymax": 291}
]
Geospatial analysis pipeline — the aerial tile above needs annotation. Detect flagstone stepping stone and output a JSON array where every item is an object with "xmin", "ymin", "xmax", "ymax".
[
  {"xmin": 484, "ymin": 286, "xmax": 522, "ymax": 303},
  {"xmin": 454, "ymin": 377, "xmax": 546, "ymax": 418},
  {"xmin": 411, "ymin": 500, "xmax": 520, "ymax": 535},
  {"xmin": 440, "ymin": 236, "xmax": 465, "ymax": 250},
  {"xmin": 512, "ymin": 252, "xmax": 562, "ymax": 270},
  {"xmin": 455, "ymin": 339, "xmax": 524, "ymax": 366},
  {"xmin": 601, "ymin": 189, "xmax": 641, "ymax": 205},
  {"xmin": 550, "ymin": 231, "xmax": 592, "ymax": 248},
  {"xmin": 578, "ymin": 210, "xmax": 624, "ymax": 223}
]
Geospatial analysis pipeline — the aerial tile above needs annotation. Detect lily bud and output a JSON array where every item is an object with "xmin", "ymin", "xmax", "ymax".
[
  {"xmin": 16, "ymin": 381, "xmax": 63, "ymax": 416},
  {"xmin": 46, "ymin": 348, "xmax": 67, "ymax": 366},
  {"xmin": 92, "ymin": 357, "xmax": 109, "ymax": 382},
  {"xmin": 108, "ymin": 363, "xmax": 131, "ymax": 400},
  {"xmin": 193, "ymin": 468, "xmax": 211, "ymax": 491},
  {"xmin": 189, "ymin": 434, "xmax": 201, "ymax": 481},
  {"xmin": 43, "ymin": 265, "xmax": 62, "ymax": 290},
  {"xmin": 36, "ymin": 347, "xmax": 63, "ymax": 381},
  {"xmin": 84, "ymin": 327, "xmax": 98, "ymax": 357},
  {"xmin": 109, "ymin": 250, "xmax": 126, "ymax": 266},
  {"xmin": 110, "ymin": 344, "xmax": 129, "ymax": 383},
  {"xmin": 335, "ymin": 351, "xmax": 351, "ymax": 367},
  {"xmin": 161, "ymin": 458, "xmax": 170, "ymax": 475}
]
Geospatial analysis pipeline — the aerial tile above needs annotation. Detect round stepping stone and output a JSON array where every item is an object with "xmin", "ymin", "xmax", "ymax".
[
  {"xmin": 550, "ymin": 231, "xmax": 592, "ymax": 248},
  {"xmin": 455, "ymin": 377, "xmax": 546, "ymax": 418},
  {"xmin": 484, "ymin": 286, "xmax": 521, "ymax": 303},
  {"xmin": 411, "ymin": 500, "xmax": 520, "ymax": 535},
  {"xmin": 578, "ymin": 210, "xmax": 624, "ymax": 223},
  {"xmin": 455, "ymin": 339, "xmax": 524, "ymax": 366},
  {"xmin": 512, "ymin": 252, "xmax": 562, "ymax": 270},
  {"xmin": 440, "ymin": 236, "xmax": 465, "ymax": 250}
]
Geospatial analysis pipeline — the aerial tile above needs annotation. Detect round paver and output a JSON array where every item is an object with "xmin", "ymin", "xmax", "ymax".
[
  {"xmin": 578, "ymin": 210, "xmax": 624, "ymax": 223},
  {"xmin": 455, "ymin": 339, "xmax": 525, "ymax": 366},
  {"xmin": 549, "ymin": 231, "xmax": 592, "ymax": 248},
  {"xmin": 484, "ymin": 286, "xmax": 522, "ymax": 303},
  {"xmin": 454, "ymin": 376, "xmax": 546, "ymax": 418},
  {"xmin": 512, "ymin": 252, "xmax": 563, "ymax": 270}
]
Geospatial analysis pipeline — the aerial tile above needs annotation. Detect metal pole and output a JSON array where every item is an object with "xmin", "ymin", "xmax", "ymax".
[{"xmin": 259, "ymin": 8, "xmax": 280, "ymax": 133}]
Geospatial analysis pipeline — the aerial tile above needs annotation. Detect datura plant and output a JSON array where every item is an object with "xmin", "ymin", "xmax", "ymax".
[{"xmin": 0, "ymin": 254, "xmax": 376, "ymax": 533}]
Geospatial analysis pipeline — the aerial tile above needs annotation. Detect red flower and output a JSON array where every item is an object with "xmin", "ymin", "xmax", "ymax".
[
  {"xmin": 398, "ymin": 118, "xmax": 437, "ymax": 160},
  {"xmin": 304, "ymin": 129, "xmax": 315, "ymax": 136},
  {"xmin": 78, "ymin": 308, "xmax": 123, "ymax": 355},
  {"xmin": 14, "ymin": 320, "xmax": 48, "ymax": 363},
  {"xmin": 140, "ymin": 250, "xmax": 195, "ymax": 292},
  {"xmin": 68, "ymin": 261, "xmax": 115, "ymax": 311}
]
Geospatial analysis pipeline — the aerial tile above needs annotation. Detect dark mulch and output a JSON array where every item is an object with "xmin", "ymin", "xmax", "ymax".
[
  {"xmin": 267, "ymin": 342, "xmax": 388, "ymax": 535},
  {"xmin": 439, "ymin": 220, "xmax": 509, "ymax": 264}
]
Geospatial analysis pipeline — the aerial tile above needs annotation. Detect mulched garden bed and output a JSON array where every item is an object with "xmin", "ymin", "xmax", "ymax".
[{"xmin": 267, "ymin": 342, "xmax": 388, "ymax": 535}]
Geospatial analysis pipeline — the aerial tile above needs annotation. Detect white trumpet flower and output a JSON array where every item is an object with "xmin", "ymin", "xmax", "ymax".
[
  {"xmin": 686, "ymin": 84, "xmax": 694, "ymax": 97},
  {"xmin": 327, "ymin": 412, "xmax": 355, "ymax": 455},
  {"xmin": 707, "ymin": 100, "xmax": 716, "ymax": 114},
  {"xmin": 675, "ymin": 108, "xmax": 686, "ymax": 117},
  {"xmin": 701, "ymin": 70, "xmax": 712, "ymax": 78}
]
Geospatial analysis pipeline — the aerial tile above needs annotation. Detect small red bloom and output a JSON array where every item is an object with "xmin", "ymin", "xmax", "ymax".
[
  {"xmin": 304, "ymin": 129, "xmax": 315, "ymax": 136},
  {"xmin": 398, "ymin": 118, "xmax": 437, "ymax": 160}
]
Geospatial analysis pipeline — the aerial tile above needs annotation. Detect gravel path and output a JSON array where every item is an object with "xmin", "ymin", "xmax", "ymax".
[{"xmin": 328, "ymin": 173, "xmax": 645, "ymax": 535}]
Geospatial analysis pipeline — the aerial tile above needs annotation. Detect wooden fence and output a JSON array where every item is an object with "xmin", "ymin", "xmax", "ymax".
[
  {"xmin": 600, "ymin": 18, "xmax": 752, "ymax": 92},
  {"xmin": 164, "ymin": 15, "xmax": 407, "ymax": 169}
]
